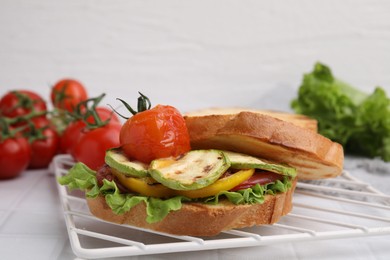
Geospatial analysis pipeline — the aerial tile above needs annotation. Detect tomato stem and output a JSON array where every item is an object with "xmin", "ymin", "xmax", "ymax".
[
  {"xmin": 0, "ymin": 117, "xmax": 27, "ymax": 141},
  {"xmin": 7, "ymin": 110, "xmax": 47, "ymax": 125},
  {"xmin": 137, "ymin": 92, "xmax": 151, "ymax": 112},
  {"xmin": 0, "ymin": 117, "xmax": 10, "ymax": 137},
  {"xmin": 9, "ymin": 91, "xmax": 43, "ymax": 114},
  {"xmin": 24, "ymin": 121, "xmax": 49, "ymax": 143},
  {"xmin": 72, "ymin": 93, "xmax": 112, "ymax": 129},
  {"xmin": 113, "ymin": 92, "xmax": 152, "ymax": 119},
  {"xmin": 52, "ymin": 82, "xmax": 72, "ymax": 109}
]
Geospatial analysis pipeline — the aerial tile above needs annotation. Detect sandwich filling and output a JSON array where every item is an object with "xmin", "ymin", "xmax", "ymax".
[{"xmin": 59, "ymin": 148, "xmax": 296, "ymax": 223}]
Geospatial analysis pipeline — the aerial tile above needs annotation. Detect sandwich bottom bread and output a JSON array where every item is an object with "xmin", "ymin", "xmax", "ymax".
[
  {"xmin": 58, "ymin": 101, "xmax": 343, "ymax": 237},
  {"xmin": 86, "ymin": 181, "xmax": 296, "ymax": 237}
]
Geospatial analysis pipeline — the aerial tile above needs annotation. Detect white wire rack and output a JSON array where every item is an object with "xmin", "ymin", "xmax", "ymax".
[{"xmin": 53, "ymin": 155, "xmax": 390, "ymax": 259}]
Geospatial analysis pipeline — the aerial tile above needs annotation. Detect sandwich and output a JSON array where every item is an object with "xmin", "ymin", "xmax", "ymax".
[{"xmin": 58, "ymin": 101, "xmax": 343, "ymax": 237}]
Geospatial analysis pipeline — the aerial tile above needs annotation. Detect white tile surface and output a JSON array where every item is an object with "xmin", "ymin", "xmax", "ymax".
[
  {"xmin": 0, "ymin": 170, "xmax": 68, "ymax": 260},
  {"xmin": 0, "ymin": 159, "xmax": 389, "ymax": 259},
  {"xmin": 0, "ymin": 236, "xmax": 67, "ymax": 260}
]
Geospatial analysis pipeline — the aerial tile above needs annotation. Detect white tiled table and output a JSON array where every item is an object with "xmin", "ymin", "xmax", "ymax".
[
  {"xmin": 0, "ymin": 169, "xmax": 74, "ymax": 259},
  {"xmin": 1, "ymin": 156, "xmax": 389, "ymax": 260}
]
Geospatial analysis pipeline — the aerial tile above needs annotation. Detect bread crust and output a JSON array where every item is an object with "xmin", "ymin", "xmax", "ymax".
[
  {"xmin": 185, "ymin": 111, "xmax": 343, "ymax": 180},
  {"xmin": 87, "ymin": 178, "xmax": 297, "ymax": 237},
  {"xmin": 185, "ymin": 107, "xmax": 318, "ymax": 132}
]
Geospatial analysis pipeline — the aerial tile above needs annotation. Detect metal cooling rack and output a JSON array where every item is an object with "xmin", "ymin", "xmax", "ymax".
[{"xmin": 53, "ymin": 155, "xmax": 390, "ymax": 259}]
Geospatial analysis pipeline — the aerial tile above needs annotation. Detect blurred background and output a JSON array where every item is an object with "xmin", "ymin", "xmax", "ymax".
[{"xmin": 1, "ymin": 0, "xmax": 389, "ymax": 112}]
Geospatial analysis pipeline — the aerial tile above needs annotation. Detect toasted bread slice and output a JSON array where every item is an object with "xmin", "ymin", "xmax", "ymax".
[
  {"xmin": 185, "ymin": 107, "xmax": 318, "ymax": 132},
  {"xmin": 87, "ymin": 178, "xmax": 296, "ymax": 237},
  {"xmin": 184, "ymin": 111, "xmax": 343, "ymax": 180}
]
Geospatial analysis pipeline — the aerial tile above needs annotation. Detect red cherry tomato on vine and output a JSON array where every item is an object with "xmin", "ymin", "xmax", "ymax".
[
  {"xmin": 60, "ymin": 107, "xmax": 120, "ymax": 154},
  {"xmin": 28, "ymin": 126, "xmax": 60, "ymax": 169},
  {"xmin": 0, "ymin": 136, "xmax": 31, "ymax": 179},
  {"xmin": 22, "ymin": 116, "xmax": 52, "ymax": 134},
  {"xmin": 0, "ymin": 90, "xmax": 46, "ymax": 119},
  {"xmin": 72, "ymin": 123, "xmax": 121, "ymax": 170},
  {"xmin": 51, "ymin": 79, "xmax": 88, "ymax": 112},
  {"xmin": 86, "ymin": 107, "xmax": 121, "ymax": 125},
  {"xmin": 120, "ymin": 104, "xmax": 191, "ymax": 164},
  {"xmin": 60, "ymin": 120, "xmax": 86, "ymax": 154}
]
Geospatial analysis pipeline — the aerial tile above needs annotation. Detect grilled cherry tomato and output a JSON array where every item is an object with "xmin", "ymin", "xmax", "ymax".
[
  {"xmin": 51, "ymin": 79, "xmax": 88, "ymax": 112},
  {"xmin": 0, "ymin": 90, "xmax": 46, "ymax": 119},
  {"xmin": 118, "ymin": 93, "xmax": 191, "ymax": 164}
]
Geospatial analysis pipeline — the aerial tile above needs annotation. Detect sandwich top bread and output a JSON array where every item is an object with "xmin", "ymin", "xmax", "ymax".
[
  {"xmin": 185, "ymin": 107, "xmax": 318, "ymax": 132},
  {"xmin": 184, "ymin": 108, "xmax": 344, "ymax": 180},
  {"xmin": 58, "ymin": 95, "xmax": 343, "ymax": 236}
]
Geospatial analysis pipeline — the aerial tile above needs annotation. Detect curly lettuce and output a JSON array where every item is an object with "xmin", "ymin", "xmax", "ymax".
[
  {"xmin": 204, "ymin": 177, "xmax": 292, "ymax": 205},
  {"xmin": 58, "ymin": 163, "xmax": 187, "ymax": 223},
  {"xmin": 58, "ymin": 162, "xmax": 293, "ymax": 223},
  {"xmin": 291, "ymin": 62, "xmax": 390, "ymax": 162}
]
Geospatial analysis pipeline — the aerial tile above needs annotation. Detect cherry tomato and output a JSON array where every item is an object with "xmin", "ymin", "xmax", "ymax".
[
  {"xmin": 21, "ymin": 115, "xmax": 53, "ymax": 135},
  {"xmin": 60, "ymin": 120, "xmax": 86, "ymax": 154},
  {"xmin": 0, "ymin": 90, "xmax": 46, "ymax": 119},
  {"xmin": 51, "ymin": 79, "xmax": 88, "ymax": 112},
  {"xmin": 230, "ymin": 171, "xmax": 284, "ymax": 191},
  {"xmin": 120, "ymin": 104, "xmax": 191, "ymax": 164},
  {"xmin": 86, "ymin": 107, "xmax": 121, "ymax": 125},
  {"xmin": 72, "ymin": 123, "xmax": 121, "ymax": 170},
  {"xmin": 0, "ymin": 136, "xmax": 31, "ymax": 179},
  {"xmin": 28, "ymin": 125, "xmax": 60, "ymax": 169},
  {"xmin": 60, "ymin": 107, "xmax": 120, "ymax": 154}
]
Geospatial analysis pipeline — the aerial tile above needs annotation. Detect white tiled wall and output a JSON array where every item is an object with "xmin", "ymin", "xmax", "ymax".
[
  {"xmin": 1, "ymin": 0, "xmax": 390, "ymax": 112},
  {"xmin": 1, "ymin": 3, "xmax": 390, "ymax": 259}
]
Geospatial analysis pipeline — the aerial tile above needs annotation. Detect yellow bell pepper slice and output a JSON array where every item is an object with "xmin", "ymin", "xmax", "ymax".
[
  {"xmin": 175, "ymin": 168, "xmax": 255, "ymax": 198},
  {"xmin": 112, "ymin": 168, "xmax": 255, "ymax": 199},
  {"xmin": 112, "ymin": 169, "xmax": 176, "ymax": 198}
]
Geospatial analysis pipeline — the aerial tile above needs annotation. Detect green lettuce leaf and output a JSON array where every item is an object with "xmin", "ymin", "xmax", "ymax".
[
  {"xmin": 101, "ymin": 179, "xmax": 187, "ymax": 223},
  {"xmin": 204, "ymin": 177, "xmax": 292, "ymax": 205},
  {"xmin": 58, "ymin": 162, "xmax": 293, "ymax": 223},
  {"xmin": 146, "ymin": 196, "xmax": 187, "ymax": 223},
  {"xmin": 291, "ymin": 62, "xmax": 390, "ymax": 162},
  {"xmin": 57, "ymin": 162, "xmax": 100, "ymax": 197},
  {"xmin": 58, "ymin": 163, "xmax": 188, "ymax": 223}
]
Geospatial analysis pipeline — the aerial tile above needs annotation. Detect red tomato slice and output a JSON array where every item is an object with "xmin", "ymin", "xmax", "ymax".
[{"xmin": 230, "ymin": 171, "xmax": 284, "ymax": 191}]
